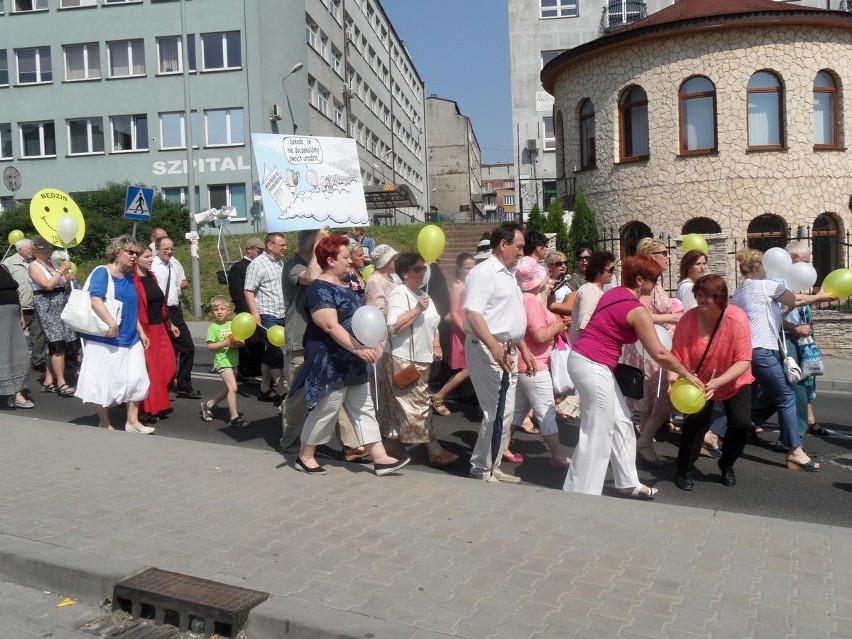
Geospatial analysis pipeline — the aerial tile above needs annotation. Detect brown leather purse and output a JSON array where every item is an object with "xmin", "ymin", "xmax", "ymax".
[{"xmin": 391, "ymin": 294, "xmax": 421, "ymax": 389}]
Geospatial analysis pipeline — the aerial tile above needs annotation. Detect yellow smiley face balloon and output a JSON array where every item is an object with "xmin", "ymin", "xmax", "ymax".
[{"xmin": 29, "ymin": 188, "xmax": 86, "ymax": 248}]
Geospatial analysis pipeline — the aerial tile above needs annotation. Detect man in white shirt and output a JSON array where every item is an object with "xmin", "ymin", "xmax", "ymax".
[
  {"xmin": 463, "ymin": 223, "xmax": 534, "ymax": 483},
  {"xmin": 2, "ymin": 238, "xmax": 47, "ymax": 371},
  {"xmin": 151, "ymin": 235, "xmax": 199, "ymax": 398}
]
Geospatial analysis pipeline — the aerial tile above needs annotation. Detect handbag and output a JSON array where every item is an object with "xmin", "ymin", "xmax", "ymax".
[
  {"xmin": 614, "ymin": 363, "xmax": 644, "ymax": 399},
  {"xmin": 391, "ymin": 293, "xmax": 421, "ymax": 389},
  {"xmin": 763, "ymin": 294, "xmax": 802, "ymax": 384},
  {"xmin": 798, "ymin": 336, "xmax": 824, "ymax": 376},
  {"xmin": 60, "ymin": 265, "xmax": 123, "ymax": 336},
  {"xmin": 550, "ymin": 333, "xmax": 574, "ymax": 394}
]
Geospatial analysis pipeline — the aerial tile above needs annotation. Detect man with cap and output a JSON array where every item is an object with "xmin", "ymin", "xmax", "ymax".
[
  {"xmin": 228, "ymin": 238, "xmax": 265, "ymax": 378},
  {"xmin": 279, "ymin": 226, "xmax": 368, "ymax": 461},
  {"xmin": 351, "ymin": 226, "xmax": 376, "ymax": 260},
  {"xmin": 473, "ymin": 236, "xmax": 492, "ymax": 263}
]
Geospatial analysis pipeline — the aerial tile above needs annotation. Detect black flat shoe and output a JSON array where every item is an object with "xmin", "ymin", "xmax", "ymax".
[
  {"xmin": 718, "ymin": 462, "xmax": 736, "ymax": 486},
  {"xmin": 675, "ymin": 475, "xmax": 694, "ymax": 491},
  {"xmin": 295, "ymin": 458, "xmax": 326, "ymax": 475},
  {"xmin": 374, "ymin": 456, "xmax": 411, "ymax": 476}
]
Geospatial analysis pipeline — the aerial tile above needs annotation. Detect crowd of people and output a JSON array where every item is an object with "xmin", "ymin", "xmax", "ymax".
[{"xmin": 0, "ymin": 222, "xmax": 838, "ymax": 494}]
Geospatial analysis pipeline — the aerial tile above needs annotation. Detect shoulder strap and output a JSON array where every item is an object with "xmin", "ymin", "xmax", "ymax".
[
  {"xmin": 590, "ymin": 295, "xmax": 633, "ymax": 319},
  {"xmin": 695, "ymin": 310, "xmax": 725, "ymax": 376}
]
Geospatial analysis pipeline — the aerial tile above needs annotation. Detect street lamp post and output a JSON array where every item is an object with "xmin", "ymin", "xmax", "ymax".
[
  {"xmin": 180, "ymin": 0, "xmax": 201, "ymax": 317},
  {"xmin": 282, "ymin": 63, "xmax": 304, "ymax": 135}
]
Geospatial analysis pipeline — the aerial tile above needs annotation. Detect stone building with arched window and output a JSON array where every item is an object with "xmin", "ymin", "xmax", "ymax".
[{"xmin": 542, "ymin": 0, "xmax": 852, "ymax": 288}]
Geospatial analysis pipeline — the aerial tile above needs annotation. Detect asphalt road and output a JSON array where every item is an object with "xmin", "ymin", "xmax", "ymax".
[{"xmin": 11, "ymin": 343, "xmax": 852, "ymax": 528}]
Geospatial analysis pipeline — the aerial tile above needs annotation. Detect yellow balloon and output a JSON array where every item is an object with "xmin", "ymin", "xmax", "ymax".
[
  {"xmin": 7, "ymin": 230, "xmax": 24, "ymax": 245},
  {"xmin": 670, "ymin": 378, "xmax": 706, "ymax": 415},
  {"xmin": 267, "ymin": 325, "xmax": 286, "ymax": 347},
  {"xmin": 362, "ymin": 264, "xmax": 375, "ymax": 281},
  {"xmin": 29, "ymin": 188, "xmax": 86, "ymax": 248},
  {"xmin": 681, "ymin": 233, "xmax": 708, "ymax": 256},
  {"xmin": 69, "ymin": 262, "xmax": 77, "ymax": 275},
  {"xmin": 822, "ymin": 268, "xmax": 852, "ymax": 299},
  {"xmin": 417, "ymin": 225, "xmax": 445, "ymax": 263},
  {"xmin": 231, "ymin": 312, "xmax": 257, "ymax": 341}
]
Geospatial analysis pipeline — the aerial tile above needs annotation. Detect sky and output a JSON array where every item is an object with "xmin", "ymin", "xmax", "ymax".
[{"xmin": 381, "ymin": 0, "xmax": 514, "ymax": 165}]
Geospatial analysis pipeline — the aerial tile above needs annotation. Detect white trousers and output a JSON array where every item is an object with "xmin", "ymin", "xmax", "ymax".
[
  {"xmin": 465, "ymin": 335, "xmax": 518, "ymax": 476},
  {"xmin": 563, "ymin": 351, "xmax": 640, "ymax": 495},
  {"xmin": 512, "ymin": 368, "xmax": 558, "ymax": 437},
  {"xmin": 300, "ymin": 383, "xmax": 381, "ymax": 447}
]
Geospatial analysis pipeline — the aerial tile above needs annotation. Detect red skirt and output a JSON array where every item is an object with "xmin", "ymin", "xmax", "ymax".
[{"xmin": 142, "ymin": 322, "xmax": 176, "ymax": 415}]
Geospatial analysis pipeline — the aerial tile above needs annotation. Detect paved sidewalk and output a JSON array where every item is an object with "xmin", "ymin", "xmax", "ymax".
[{"xmin": 1, "ymin": 416, "xmax": 851, "ymax": 638}]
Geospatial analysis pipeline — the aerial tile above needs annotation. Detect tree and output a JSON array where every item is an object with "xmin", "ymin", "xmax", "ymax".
[
  {"xmin": 525, "ymin": 203, "xmax": 546, "ymax": 234},
  {"xmin": 545, "ymin": 197, "xmax": 570, "ymax": 254},
  {"xmin": 566, "ymin": 191, "xmax": 600, "ymax": 271}
]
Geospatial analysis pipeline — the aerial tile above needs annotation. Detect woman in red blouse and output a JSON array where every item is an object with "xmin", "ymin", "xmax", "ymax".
[{"xmin": 670, "ymin": 275, "xmax": 754, "ymax": 491}]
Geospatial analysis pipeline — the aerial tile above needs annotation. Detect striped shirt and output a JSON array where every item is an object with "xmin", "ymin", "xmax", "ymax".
[{"xmin": 244, "ymin": 251, "xmax": 285, "ymax": 317}]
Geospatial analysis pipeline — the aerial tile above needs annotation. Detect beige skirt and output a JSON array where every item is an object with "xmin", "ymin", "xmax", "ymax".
[{"xmin": 376, "ymin": 352, "xmax": 433, "ymax": 444}]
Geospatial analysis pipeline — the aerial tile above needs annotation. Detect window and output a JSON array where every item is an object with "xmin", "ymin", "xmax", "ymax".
[
  {"xmin": 159, "ymin": 111, "xmax": 198, "ymax": 149},
  {"xmin": 541, "ymin": 50, "xmax": 564, "ymax": 68},
  {"xmin": 67, "ymin": 117, "xmax": 104, "ymax": 154},
  {"xmin": 17, "ymin": 47, "xmax": 52, "ymax": 84},
  {"xmin": 503, "ymin": 195, "xmax": 515, "ymax": 206},
  {"xmin": 579, "ymin": 99, "xmax": 596, "ymax": 169},
  {"xmin": 540, "ymin": 0, "xmax": 577, "ymax": 19},
  {"xmin": 162, "ymin": 186, "xmax": 200, "ymax": 210},
  {"xmin": 20, "ymin": 121, "xmax": 56, "ymax": 158},
  {"xmin": 157, "ymin": 36, "xmax": 196, "ymax": 74},
  {"xmin": 813, "ymin": 213, "xmax": 840, "ymax": 284},
  {"xmin": 747, "ymin": 214, "xmax": 786, "ymax": 252},
  {"xmin": 678, "ymin": 76, "xmax": 716, "ymax": 154},
  {"xmin": 747, "ymin": 71, "xmax": 784, "ymax": 149},
  {"xmin": 111, "ymin": 114, "xmax": 148, "ymax": 152},
  {"xmin": 205, "ymin": 108, "xmax": 243, "ymax": 146},
  {"xmin": 0, "ymin": 50, "xmax": 7, "ymax": 87},
  {"xmin": 682, "ymin": 218, "xmax": 721, "ymax": 235},
  {"xmin": 201, "ymin": 32, "xmax": 241, "ymax": 71},
  {"xmin": 813, "ymin": 71, "xmax": 839, "ymax": 148},
  {"xmin": 108, "ymin": 40, "xmax": 145, "ymax": 77},
  {"xmin": 13, "ymin": 0, "xmax": 48, "ymax": 12},
  {"xmin": 209, "ymin": 183, "xmax": 247, "ymax": 220},
  {"xmin": 329, "ymin": 0, "xmax": 340, "ymax": 20},
  {"xmin": 317, "ymin": 87, "xmax": 329, "ymax": 115},
  {"xmin": 0, "ymin": 198, "xmax": 14, "ymax": 213},
  {"xmin": 618, "ymin": 85, "xmax": 648, "ymax": 161},
  {"xmin": 306, "ymin": 19, "xmax": 318, "ymax": 48},
  {"xmin": 543, "ymin": 116, "xmax": 556, "ymax": 151},
  {"xmin": 103, "ymin": 0, "xmax": 141, "ymax": 4},
  {"xmin": 64, "ymin": 43, "xmax": 100, "ymax": 81},
  {"xmin": 621, "ymin": 221, "xmax": 653, "ymax": 259},
  {"xmin": 332, "ymin": 100, "xmax": 343, "ymax": 128},
  {"xmin": 1, "ymin": 123, "xmax": 12, "ymax": 159},
  {"xmin": 60, "ymin": 0, "xmax": 97, "ymax": 7},
  {"xmin": 331, "ymin": 47, "xmax": 342, "ymax": 74}
]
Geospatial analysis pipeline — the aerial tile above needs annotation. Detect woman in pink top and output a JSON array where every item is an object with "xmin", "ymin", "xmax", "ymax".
[
  {"xmin": 431, "ymin": 253, "xmax": 475, "ymax": 416},
  {"xmin": 670, "ymin": 275, "xmax": 754, "ymax": 491},
  {"xmin": 504, "ymin": 257, "xmax": 573, "ymax": 469},
  {"xmin": 564, "ymin": 255, "xmax": 702, "ymax": 498}
]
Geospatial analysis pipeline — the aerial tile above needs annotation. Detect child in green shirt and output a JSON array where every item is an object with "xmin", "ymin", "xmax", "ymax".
[{"xmin": 200, "ymin": 296, "xmax": 248, "ymax": 427}]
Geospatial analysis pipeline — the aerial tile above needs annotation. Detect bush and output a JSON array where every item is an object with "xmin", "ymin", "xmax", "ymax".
[
  {"xmin": 525, "ymin": 204, "xmax": 546, "ymax": 234},
  {"xmin": 545, "ymin": 197, "xmax": 570, "ymax": 254},
  {"xmin": 566, "ymin": 191, "xmax": 601, "ymax": 270}
]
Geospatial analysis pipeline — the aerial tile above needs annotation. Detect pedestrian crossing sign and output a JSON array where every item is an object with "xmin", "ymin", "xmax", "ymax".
[{"xmin": 124, "ymin": 186, "xmax": 154, "ymax": 221}]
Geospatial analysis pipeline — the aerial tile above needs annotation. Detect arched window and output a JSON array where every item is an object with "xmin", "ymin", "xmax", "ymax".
[
  {"xmin": 682, "ymin": 217, "xmax": 721, "ymax": 235},
  {"xmin": 621, "ymin": 221, "xmax": 653, "ymax": 260},
  {"xmin": 747, "ymin": 214, "xmax": 787, "ymax": 252},
  {"xmin": 813, "ymin": 70, "xmax": 839, "ymax": 149},
  {"xmin": 813, "ymin": 213, "xmax": 841, "ymax": 284},
  {"xmin": 618, "ymin": 86, "xmax": 649, "ymax": 162},
  {"xmin": 678, "ymin": 76, "xmax": 716, "ymax": 154},
  {"xmin": 747, "ymin": 71, "xmax": 784, "ymax": 149},
  {"xmin": 579, "ymin": 99, "xmax": 596, "ymax": 169}
]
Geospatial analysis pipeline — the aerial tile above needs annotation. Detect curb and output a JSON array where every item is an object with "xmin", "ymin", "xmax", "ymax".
[{"xmin": 818, "ymin": 379, "xmax": 852, "ymax": 394}]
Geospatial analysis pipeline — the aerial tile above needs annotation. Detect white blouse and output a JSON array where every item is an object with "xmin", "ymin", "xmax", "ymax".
[{"xmin": 386, "ymin": 284, "xmax": 440, "ymax": 363}]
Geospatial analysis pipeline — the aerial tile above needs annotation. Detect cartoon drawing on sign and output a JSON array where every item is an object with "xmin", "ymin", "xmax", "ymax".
[{"xmin": 252, "ymin": 134, "xmax": 369, "ymax": 232}]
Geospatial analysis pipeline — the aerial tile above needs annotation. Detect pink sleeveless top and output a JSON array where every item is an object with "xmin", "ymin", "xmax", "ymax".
[{"xmin": 572, "ymin": 287, "xmax": 642, "ymax": 371}]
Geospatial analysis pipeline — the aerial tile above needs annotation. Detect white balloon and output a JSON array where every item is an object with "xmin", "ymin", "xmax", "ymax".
[
  {"xmin": 763, "ymin": 247, "xmax": 792, "ymax": 278},
  {"xmin": 351, "ymin": 305, "xmax": 386, "ymax": 347},
  {"xmin": 643, "ymin": 324, "xmax": 672, "ymax": 360},
  {"xmin": 786, "ymin": 262, "xmax": 817, "ymax": 291},
  {"xmin": 56, "ymin": 216, "xmax": 79, "ymax": 245}
]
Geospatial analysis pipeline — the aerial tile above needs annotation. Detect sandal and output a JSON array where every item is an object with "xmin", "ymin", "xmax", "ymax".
[
  {"xmin": 517, "ymin": 418, "xmax": 540, "ymax": 435},
  {"xmin": 664, "ymin": 420, "xmax": 682, "ymax": 434},
  {"xmin": 40, "ymin": 383, "xmax": 57, "ymax": 393},
  {"xmin": 199, "ymin": 401, "xmax": 213, "ymax": 422},
  {"xmin": 57, "ymin": 384, "xmax": 76, "ymax": 397},
  {"xmin": 637, "ymin": 442, "xmax": 666, "ymax": 467},
  {"xmin": 807, "ymin": 424, "xmax": 835, "ymax": 437},
  {"xmin": 621, "ymin": 484, "xmax": 659, "ymax": 500},
  {"xmin": 428, "ymin": 449, "xmax": 459, "ymax": 468},
  {"xmin": 502, "ymin": 451, "xmax": 524, "ymax": 464},
  {"xmin": 430, "ymin": 397, "xmax": 452, "ymax": 416},
  {"xmin": 227, "ymin": 416, "xmax": 250, "ymax": 428}
]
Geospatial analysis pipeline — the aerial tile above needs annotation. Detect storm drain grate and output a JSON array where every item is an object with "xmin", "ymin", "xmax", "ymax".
[{"xmin": 112, "ymin": 568, "xmax": 269, "ymax": 637}]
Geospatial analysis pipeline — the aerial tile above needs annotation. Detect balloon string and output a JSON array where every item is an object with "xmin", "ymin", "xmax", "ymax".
[{"xmin": 2, "ymin": 246, "xmax": 11, "ymax": 261}]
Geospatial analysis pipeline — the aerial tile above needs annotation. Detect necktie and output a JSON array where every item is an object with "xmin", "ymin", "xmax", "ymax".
[{"xmin": 164, "ymin": 262, "xmax": 173, "ymax": 306}]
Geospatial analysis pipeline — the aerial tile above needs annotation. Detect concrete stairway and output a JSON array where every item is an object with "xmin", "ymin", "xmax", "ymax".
[{"xmin": 435, "ymin": 223, "xmax": 495, "ymax": 277}]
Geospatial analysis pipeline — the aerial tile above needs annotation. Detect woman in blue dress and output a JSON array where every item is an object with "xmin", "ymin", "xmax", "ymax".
[{"xmin": 293, "ymin": 234, "xmax": 409, "ymax": 476}]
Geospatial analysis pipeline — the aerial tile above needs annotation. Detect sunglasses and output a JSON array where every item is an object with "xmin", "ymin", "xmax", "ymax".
[
  {"xmin": 605, "ymin": 266, "xmax": 616, "ymax": 273},
  {"xmin": 550, "ymin": 261, "xmax": 567, "ymax": 266},
  {"xmin": 409, "ymin": 265, "xmax": 427, "ymax": 274},
  {"xmin": 651, "ymin": 250, "xmax": 670, "ymax": 257},
  {"xmin": 123, "ymin": 249, "xmax": 139, "ymax": 256},
  {"xmin": 577, "ymin": 255, "xmax": 591, "ymax": 261}
]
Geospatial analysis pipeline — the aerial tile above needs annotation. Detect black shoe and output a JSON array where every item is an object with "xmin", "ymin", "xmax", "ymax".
[
  {"xmin": 257, "ymin": 389, "xmax": 281, "ymax": 403},
  {"xmin": 294, "ymin": 458, "xmax": 326, "ymax": 475},
  {"xmin": 176, "ymin": 388, "xmax": 201, "ymax": 399},
  {"xmin": 675, "ymin": 475, "xmax": 694, "ymax": 491},
  {"xmin": 374, "ymin": 456, "xmax": 411, "ymax": 476},
  {"xmin": 718, "ymin": 462, "xmax": 736, "ymax": 486}
]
